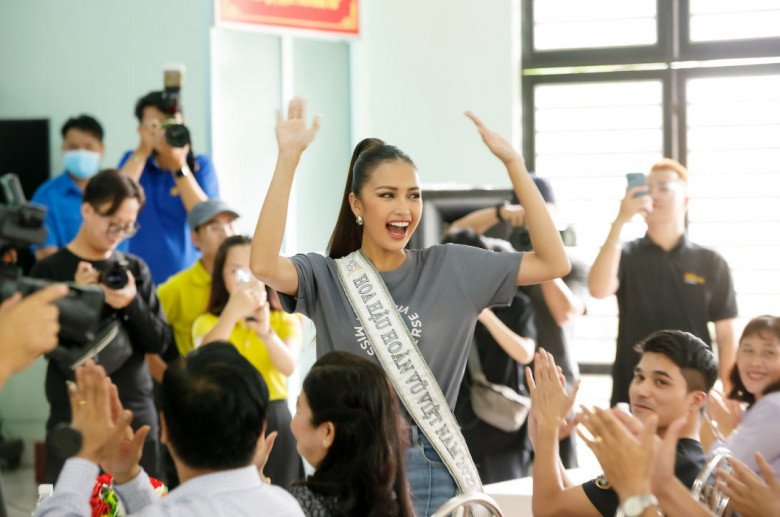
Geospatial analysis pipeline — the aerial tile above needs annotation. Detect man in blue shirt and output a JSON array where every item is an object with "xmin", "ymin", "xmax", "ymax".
[
  {"xmin": 118, "ymin": 91, "xmax": 219, "ymax": 284},
  {"xmin": 31, "ymin": 115, "xmax": 129, "ymax": 259}
]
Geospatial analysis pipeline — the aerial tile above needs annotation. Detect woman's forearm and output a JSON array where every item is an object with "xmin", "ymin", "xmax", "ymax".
[
  {"xmin": 258, "ymin": 331, "xmax": 300, "ymax": 376},
  {"xmin": 201, "ymin": 311, "xmax": 241, "ymax": 346},
  {"xmin": 250, "ymin": 151, "xmax": 300, "ymax": 281},
  {"xmin": 508, "ymin": 160, "xmax": 569, "ymax": 281},
  {"xmin": 478, "ymin": 309, "xmax": 534, "ymax": 365}
]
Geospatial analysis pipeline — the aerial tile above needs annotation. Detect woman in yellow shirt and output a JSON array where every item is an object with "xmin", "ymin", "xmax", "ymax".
[{"xmin": 193, "ymin": 235, "xmax": 303, "ymax": 486}]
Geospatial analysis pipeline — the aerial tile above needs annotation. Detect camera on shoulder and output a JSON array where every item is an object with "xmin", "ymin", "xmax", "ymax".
[{"xmin": 0, "ymin": 173, "xmax": 103, "ymax": 343}]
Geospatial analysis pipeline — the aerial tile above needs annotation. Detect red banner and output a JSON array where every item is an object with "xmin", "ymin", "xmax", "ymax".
[{"xmin": 218, "ymin": 0, "xmax": 359, "ymax": 36}]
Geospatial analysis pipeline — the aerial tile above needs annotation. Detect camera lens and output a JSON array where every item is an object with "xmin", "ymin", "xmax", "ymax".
[
  {"xmin": 165, "ymin": 124, "xmax": 190, "ymax": 148},
  {"xmin": 99, "ymin": 263, "xmax": 129, "ymax": 290}
]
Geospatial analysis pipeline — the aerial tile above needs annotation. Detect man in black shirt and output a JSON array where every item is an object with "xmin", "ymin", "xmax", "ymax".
[
  {"xmin": 589, "ymin": 159, "xmax": 737, "ymax": 405},
  {"xmin": 529, "ymin": 330, "xmax": 717, "ymax": 517},
  {"xmin": 30, "ymin": 169, "xmax": 171, "ymax": 483}
]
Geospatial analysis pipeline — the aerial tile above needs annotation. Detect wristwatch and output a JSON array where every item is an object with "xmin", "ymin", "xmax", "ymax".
[
  {"xmin": 619, "ymin": 494, "xmax": 659, "ymax": 517},
  {"xmin": 174, "ymin": 165, "xmax": 190, "ymax": 178},
  {"xmin": 495, "ymin": 201, "xmax": 506, "ymax": 221}
]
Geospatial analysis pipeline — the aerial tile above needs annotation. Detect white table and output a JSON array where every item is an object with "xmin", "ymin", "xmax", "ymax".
[{"xmin": 483, "ymin": 468, "xmax": 599, "ymax": 516}]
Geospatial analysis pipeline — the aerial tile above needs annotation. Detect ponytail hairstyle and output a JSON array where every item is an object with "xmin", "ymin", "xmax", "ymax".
[{"xmin": 327, "ymin": 138, "xmax": 415, "ymax": 259}]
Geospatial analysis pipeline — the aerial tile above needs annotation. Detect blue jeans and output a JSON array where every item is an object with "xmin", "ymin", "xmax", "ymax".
[{"xmin": 405, "ymin": 426, "xmax": 458, "ymax": 516}]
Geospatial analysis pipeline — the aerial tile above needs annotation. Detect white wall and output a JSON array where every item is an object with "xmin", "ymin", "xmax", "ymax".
[
  {"xmin": 0, "ymin": 0, "xmax": 214, "ymax": 173},
  {"xmin": 352, "ymin": 0, "xmax": 521, "ymax": 187},
  {"xmin": 210, "ymin": 28, "xmax": 351, "ymax": 254}
]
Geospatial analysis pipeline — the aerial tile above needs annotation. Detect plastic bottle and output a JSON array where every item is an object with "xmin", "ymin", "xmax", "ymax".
[{"xmin": 32, "ymin": 484, "xmax": 53, "ymax": 515}]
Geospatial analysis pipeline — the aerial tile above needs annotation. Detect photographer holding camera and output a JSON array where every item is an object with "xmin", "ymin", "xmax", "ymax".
[
  {"xmin": 30, "ymin": 169, "xmax": 171, "ymax": 483},
  {"xmin": 117, "ymin": 84, "xmax": 219, "ymax": 285}
]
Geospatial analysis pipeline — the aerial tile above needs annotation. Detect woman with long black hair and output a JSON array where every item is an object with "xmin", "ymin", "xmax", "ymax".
[
  {"xmin": 284, "ymin": 351, "xmax": 414, "ymax": 516},
  {"xmin": 250, "ymin": 98, "xmax": 570, "ymax": 514}
]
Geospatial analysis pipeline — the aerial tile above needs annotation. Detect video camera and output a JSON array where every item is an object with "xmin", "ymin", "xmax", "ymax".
[
  {"xmin": 0, "ymin": 173, "xmax": 103, "ymax": 343},
  {"xmin": 160, "ymin": 65, "xmax": 190, "ymax": 148}
]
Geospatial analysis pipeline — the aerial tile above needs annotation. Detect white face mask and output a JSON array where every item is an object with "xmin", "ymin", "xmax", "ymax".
[{"xmin": 63, "ymin": 149, "xmax": 101, "ymax": 179}]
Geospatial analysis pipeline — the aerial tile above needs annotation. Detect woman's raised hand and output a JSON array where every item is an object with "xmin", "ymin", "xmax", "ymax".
[
  {"xmin": 276, "ymin": 97, "xmax": 321, "ymax": 155},
  {"xmin": 465, "ymin": 111, "xmax": 523, "ymax": 166}
]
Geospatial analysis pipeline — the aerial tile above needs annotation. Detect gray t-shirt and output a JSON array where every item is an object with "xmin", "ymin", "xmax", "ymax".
[{"xmin": 279, "ymin": 244, "xmax": 522, "ymax": 409}]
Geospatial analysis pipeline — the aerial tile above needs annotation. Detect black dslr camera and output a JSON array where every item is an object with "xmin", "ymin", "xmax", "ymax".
[
  {"xmin": 98, "ymin": 259, "xmax": 130, "ymax": 290},
  {"xmin": 0, "ymin": 173, "xmax": 103, "ymax": 343},
  {"xmin": 161, "ymin": 66, "xmax": 190, "ymax": 148}
]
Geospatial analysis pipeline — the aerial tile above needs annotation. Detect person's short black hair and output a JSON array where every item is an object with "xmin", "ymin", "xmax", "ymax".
[
  {"xmin": 61, "ymin": 114, "xmax": 103, "ymax": 142},
  {"xmin": 634, "ymin": 330, "xmax": 718, "ymax": 393},
  {"xmin": 82, "ymin": 169, "xmax": 145, "ymax": 216},
  {"xmin": 134, "ymin": 91, "xmax": 168, "ymax": 122},
  {"xmin": 161, "ymin": 342, "xmax": 270, "ymax": 470}
]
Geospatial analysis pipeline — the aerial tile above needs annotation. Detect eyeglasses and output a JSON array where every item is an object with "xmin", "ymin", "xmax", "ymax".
[
  {"xmin": 201, "ymin": 221, "xmax": 236, "ymax": 236},
  {"xmin": 106, "ymin": 222, "xmax": 140, "ymax": 238}
]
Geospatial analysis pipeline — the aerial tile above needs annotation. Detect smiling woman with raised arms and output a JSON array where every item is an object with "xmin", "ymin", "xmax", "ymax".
[{"xmin": 250, "ymin": 98, "xmax": 570, "ymax": 515}]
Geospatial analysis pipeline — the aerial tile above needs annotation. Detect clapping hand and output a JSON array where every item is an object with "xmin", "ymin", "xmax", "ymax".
[
  {"xmin": 578, "ymin": 407, "xmax": 658, "ymax": 501},
  {"xmin": 276, "ymin": 97, "xmax": 321, "ymax": 155},
  {"xmin": 69, "ymin": 361, "xmax": 149, "ymax": 483},
  {"xmin": 525, "ymin": 349, "xmax": 580, "ymax": 432},
  {"xmin": 718, "ymin": 453, "xmax": 780, "ymax": 517}
]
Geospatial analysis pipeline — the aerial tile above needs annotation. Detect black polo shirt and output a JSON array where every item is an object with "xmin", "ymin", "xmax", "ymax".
[
  {"xmin": 582, "ymin": 438, "xmax": 706, "ymax": 516},
  {"xmin": 611, "ymin": 234, "xmax": 737, "ymax": 404}
]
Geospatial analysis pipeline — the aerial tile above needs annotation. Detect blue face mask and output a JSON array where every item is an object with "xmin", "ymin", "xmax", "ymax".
[{"xmin": 63, "ymin": 149, "xmax": 101, "ymax": 180}]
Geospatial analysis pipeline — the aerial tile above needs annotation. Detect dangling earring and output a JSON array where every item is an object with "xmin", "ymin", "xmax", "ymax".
[{"xmin": 356, "ymin": 215, "xmax": 363, "ymax": 226}]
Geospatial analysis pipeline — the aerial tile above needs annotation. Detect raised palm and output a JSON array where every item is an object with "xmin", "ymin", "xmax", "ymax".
[
  {"xmin": 276, "ymin": 97, "xmax": 321, "ymax": 154},
  {"xmin": 465, "ymin": 111, "xmax": 523, "ymax": 166}
]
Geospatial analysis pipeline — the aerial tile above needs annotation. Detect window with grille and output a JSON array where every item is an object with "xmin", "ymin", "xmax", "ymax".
[{"xmin": 521, "ymin": 1, "xmax": 780, "ymax": 376}]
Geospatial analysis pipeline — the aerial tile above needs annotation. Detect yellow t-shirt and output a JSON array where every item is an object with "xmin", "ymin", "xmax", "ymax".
[
  {"xmin": 157, "ymin": 260, "xmax": 212, "ymax": 356},
  {"xmin": 191, "ymin": 311, "xmax": 300, "ymax": 401}
]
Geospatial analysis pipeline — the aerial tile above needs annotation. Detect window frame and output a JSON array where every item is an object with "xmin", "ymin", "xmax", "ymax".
[
  {"xmin": 679, "ymin": 0, "xmax": 780, "ymax": 61},
  {"xmin": 521, "ymin": 69, "xmax": 674, "ymax": 171},
  {"xmin": 521, "ymin": 1, "xmax": 780, "ymax": 370},
  {"xmin": 522, "ymin": 0, "xmax": 673, "ymax": 68}
]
